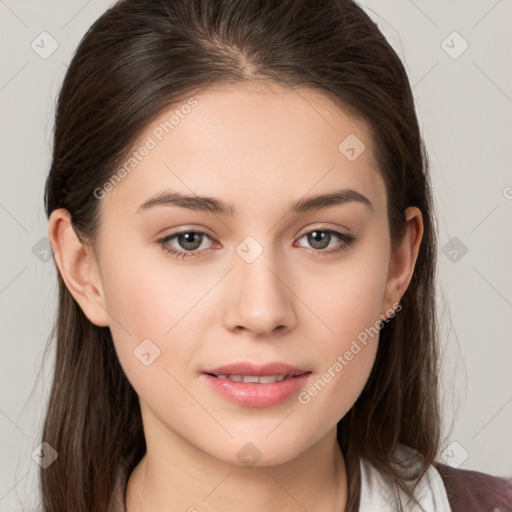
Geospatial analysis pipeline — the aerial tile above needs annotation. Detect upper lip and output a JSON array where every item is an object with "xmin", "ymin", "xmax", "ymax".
[{"xmin": 204, "ymin": 362, "xmax": 310, "ymax": 377}]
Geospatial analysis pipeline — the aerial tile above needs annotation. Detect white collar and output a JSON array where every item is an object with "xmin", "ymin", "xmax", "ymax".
[{"xmin": 358, "ymin": 447, "xmax": 451, "ymax": 511}]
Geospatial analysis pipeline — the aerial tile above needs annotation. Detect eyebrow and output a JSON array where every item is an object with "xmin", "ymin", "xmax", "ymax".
[{"xmin": 136, "ymin": 188, "xmax": 373, "ymax": 215}]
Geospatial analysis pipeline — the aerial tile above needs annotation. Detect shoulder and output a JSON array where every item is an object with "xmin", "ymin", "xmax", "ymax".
[{"xmin": 434, "ymin": 462, "xmax": 512, "ymax": 512}]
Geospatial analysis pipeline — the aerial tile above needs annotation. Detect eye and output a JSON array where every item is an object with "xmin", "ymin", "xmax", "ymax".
[
  {"xmin": 157, "ymin": 230, "xmax": 214, "ymax": 259},
  {"xmin": 157, "ymin": 227, "xmax": 355, "ymax": 260},
  {"xmin": 295, "ymin": 228, "xmax": 355, "ymax": 255}
]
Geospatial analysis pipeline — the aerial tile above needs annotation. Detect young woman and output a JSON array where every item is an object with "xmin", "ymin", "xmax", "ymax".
[{"xmin": 42, "ymin": 0, "xmax": 512, "ymax": 510}]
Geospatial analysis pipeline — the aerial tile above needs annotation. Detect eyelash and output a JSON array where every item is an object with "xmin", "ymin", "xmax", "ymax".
[{"xmin": 157, "ymin": 227, "xmax": 355, "ymax": 260}]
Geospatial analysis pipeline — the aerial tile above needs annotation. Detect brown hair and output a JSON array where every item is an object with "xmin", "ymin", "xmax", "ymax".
[{"xmin": 42, "ymin": 0, "xmax": 440, "ymax": 510}]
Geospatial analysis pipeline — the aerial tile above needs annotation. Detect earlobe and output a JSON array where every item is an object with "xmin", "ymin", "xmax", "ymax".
[
  {"xmin": 48, "ymin": 208, "xmax": 110, "ymax": 327},
  {"xmin": 381, "ymin": 206, "xmax": 423, "ymax": 318}
]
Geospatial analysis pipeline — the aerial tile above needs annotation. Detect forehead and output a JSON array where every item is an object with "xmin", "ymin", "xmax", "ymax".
[{"xmin": 99, "ymin": 80, "xmax": 385, "ymax": 220}]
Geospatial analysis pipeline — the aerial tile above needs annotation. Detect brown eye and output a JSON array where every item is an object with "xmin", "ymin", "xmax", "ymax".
[
  {"xmin": 158, "ymin": 230, "xmax": 214, "ymax": 259},
  {"xmin": 296, "ymin": 228, "xmax": 354, "ymax": 253},
  {"xmin": 306, "ymin": 230, "xmax": 332, "ymax": 250},
  {"xmin": 175, "ymin": 232, "xmax": 204, "ymax": 251}
]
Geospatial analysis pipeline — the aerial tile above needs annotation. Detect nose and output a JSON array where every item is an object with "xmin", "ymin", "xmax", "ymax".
[{"xmin": 222, "ymin": 248, "xmax": 297, "ymax": 337}]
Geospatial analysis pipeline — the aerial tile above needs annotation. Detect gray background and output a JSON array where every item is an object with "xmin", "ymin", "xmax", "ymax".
[{"xmin": 1, "ymin": 0, "xmax": 511, "ymax": 509}]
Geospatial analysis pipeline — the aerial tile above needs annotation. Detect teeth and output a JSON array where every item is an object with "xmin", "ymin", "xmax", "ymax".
[
  {"xmin": 215, "ymin": 374, "xmax": 289, "ymax": 383},
  {"xmin": 258, "ymin": 375, "xmax": 287, "ymax": 383}
]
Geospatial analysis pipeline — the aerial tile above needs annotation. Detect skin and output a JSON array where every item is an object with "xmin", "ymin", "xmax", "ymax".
[{"xmin": 48, "ymin": 80, "xmax": 423, "ymax": 512}]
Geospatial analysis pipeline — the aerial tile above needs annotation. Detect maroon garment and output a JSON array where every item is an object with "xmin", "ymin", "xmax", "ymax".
[{"xmin": 435, "ymin": 463, "xmax": 512, "ymax": 512}]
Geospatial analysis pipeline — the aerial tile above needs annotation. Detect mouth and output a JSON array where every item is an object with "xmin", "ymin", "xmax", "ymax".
[
  {"xmin": 201, "ymin": 362, "xmax": 312, "ymax": 407},
  {"xmin": 210, "ymin": 374, "xmax": 297, "ymax": 383},
  {"xmin": 203, "ymin": 361, "xmax": 310, "ymax": 380}
]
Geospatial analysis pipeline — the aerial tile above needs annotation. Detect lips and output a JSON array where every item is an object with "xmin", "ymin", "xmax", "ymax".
[
  {"xmin": 204, "ymin": 361, "xmax": 310, "ymax": 378},
  {"xmin": 216, "ymin": 374, "xmax": 291, "ymax": 383},
  {"xmin": 202, "ymin": 362, "xmax": 312, "ymax": 407}
]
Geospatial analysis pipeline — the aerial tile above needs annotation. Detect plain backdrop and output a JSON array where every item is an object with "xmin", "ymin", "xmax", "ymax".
[{"xmin": 1, "ymin": 0, "xmax": 511, "ymax": 510}]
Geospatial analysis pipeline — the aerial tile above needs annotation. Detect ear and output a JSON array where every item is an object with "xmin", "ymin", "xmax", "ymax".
[
  {"xmin": 380, "ymin": 206, "xmax": 423, "ymax": 318},
  {"xmin": 48, "ymin": 208, "xmax": 110, "ymax": 327}
]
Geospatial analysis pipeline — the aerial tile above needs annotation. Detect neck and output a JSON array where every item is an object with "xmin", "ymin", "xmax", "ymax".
[{"xmin": 126, "ymin": 423, "xmax": 347, "ymax": 512}]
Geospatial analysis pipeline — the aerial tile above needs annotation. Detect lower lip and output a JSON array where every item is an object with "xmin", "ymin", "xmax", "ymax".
[{"xmin": 202, "ymin": 373, "xmax": 312, "ymax": 407}]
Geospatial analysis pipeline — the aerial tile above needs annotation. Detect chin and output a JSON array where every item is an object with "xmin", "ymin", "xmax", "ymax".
[{"xmin": 201, "ymin": 428, "xmax": 317, "ymax": 469}]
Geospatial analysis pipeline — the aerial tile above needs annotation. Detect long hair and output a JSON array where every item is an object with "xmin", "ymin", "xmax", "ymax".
[{"xmin": 42, "ymin": 0, "xmax": 440, "ymax": 510}]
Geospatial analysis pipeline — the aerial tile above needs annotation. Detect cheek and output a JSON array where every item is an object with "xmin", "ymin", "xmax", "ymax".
[
  {"xmin": 101, "ymin": 240, "xmax": 208, "ymax": 335},
  {"xmin": 99, "ymin": 245, "xmax": 221, "ymax": 411},
  {"xmin": 299, "ymin": 239, "xmax": 389, "ymax": 347},
  {"xmin": 294, "ymin": 239, "xmax": 389, "ymax": 417},
  {"xmin": 99, "ymin": 247, "xmax": 190, "ymax": 374},
  {"xmin": 297, "ymin": 340, "xmax": 378, "ymax": 434},
  {"xmin": 296, "ymin": 268, "xmax": 384, "ymax": 422}
]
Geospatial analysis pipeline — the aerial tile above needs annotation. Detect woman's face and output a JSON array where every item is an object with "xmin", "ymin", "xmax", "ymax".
[{"xmin": 68, "ymin": 81, "xmax": 417, "ymax": 466}]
